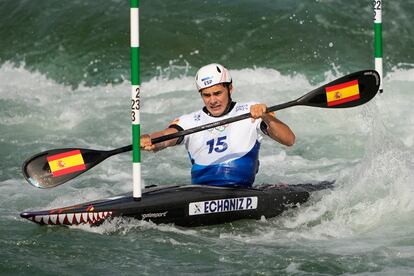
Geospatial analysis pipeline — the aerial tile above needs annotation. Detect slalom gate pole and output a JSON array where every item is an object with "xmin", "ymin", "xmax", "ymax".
[
  {"xmin": 374, "ymin": 0, "xmax": 383, "ymax": 93},
  {"xmin": 130, "ymin": 0, "xmax": 141, "ymax": 199}
]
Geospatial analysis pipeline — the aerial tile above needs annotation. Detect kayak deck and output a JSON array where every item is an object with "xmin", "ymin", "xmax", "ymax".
[{"xmin": 20, "ymin": 181, "xmax": 333, "ymax": 227}]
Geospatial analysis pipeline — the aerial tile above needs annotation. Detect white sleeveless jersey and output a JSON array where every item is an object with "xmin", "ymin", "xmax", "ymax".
[{"xmin": 172, "ymin": 102, "xmax": 265, "ymax": 187}]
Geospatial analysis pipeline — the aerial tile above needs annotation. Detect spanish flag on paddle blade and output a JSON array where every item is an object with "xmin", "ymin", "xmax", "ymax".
[
  {"xmin": 47, "ymin": 150, "xmax": 86, "ymax": 177},
  {"xmin": 325, "ymin": 79, "xmax": 360, "ymax": 107}
]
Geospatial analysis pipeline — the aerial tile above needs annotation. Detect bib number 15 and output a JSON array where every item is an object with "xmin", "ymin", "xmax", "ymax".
[{"xmin": 206, "ymin": 136, "xmax": 228, "ymax": 154}]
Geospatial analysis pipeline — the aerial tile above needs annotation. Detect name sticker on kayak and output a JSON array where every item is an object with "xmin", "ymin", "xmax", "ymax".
[{"xmin": 189, "ymin": 196, "xmax": 258, "ymax": 216}]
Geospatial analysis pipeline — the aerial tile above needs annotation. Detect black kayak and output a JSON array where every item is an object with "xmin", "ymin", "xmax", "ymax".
[{"xmin": 20, "ymin": 181, "xmax": 333, "ymax": 227}]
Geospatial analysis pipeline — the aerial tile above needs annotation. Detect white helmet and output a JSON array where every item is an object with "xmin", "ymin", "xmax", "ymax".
[{"xmin": 195, "ymin": 63, "xmax": 232, "ymax": 91}]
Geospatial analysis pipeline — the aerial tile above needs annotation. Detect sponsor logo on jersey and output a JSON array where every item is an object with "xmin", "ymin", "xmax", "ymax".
[
  {"xmin": 235, "ymin": 104, "xmax": 249, "ymax": 112},
  {"xmin": 189, "ymin": 196, "xmax": 258, "ymax": 216},
  {"xmin": 207, "ymin": 124, "xmax": 228, "ymax": 133},
  {"xmin": 193, "ymin": 113, "xmax": 201, "ymax": 121}
]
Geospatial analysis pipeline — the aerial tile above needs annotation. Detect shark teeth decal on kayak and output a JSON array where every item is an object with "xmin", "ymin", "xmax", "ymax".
[
  {"xmin": 58, "ymin": 214, "xmax": 66, "ymax": 224},
  {"xmin": 34, "ymin": 215, "xmax": 42, "ymax": 223},
  {"xmin": 66, "ymin": 213, "xmax": 74, "ymax": 224},
  {"xmin": 28, "ymin": 211, "xmax": 113, "ymax": 226}
]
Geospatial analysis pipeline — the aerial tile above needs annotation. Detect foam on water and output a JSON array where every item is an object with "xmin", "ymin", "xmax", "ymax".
[
  {"xmin": 212, "ymin": 68, "xmax": 414, "ymax": 254},
  {"xmin": 2, "ymin": 0, "xmax": 413, "ymax": 273},
  {"xmin": 1, "ymin": 63, "xmax": 414, "ymax": 269}
]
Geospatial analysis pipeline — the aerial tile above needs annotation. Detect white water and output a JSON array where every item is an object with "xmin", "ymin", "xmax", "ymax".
[{"xmin": 1, "ymin": 63, "xmax": 414, "ymax": 274}]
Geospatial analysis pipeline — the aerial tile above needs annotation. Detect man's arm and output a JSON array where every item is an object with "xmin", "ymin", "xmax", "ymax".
[
  {"xmin": 140, "ymin": 127, "xmax": 180, "ymax": 151},
  {"xmin": 250, "ymin": 104, "xmax": 295, "ymax": 146}
]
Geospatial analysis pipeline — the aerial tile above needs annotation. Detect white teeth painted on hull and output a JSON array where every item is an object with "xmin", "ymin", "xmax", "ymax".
[
  {"xmin": 75, "ymin": 213, "xmax": 82, "ymax": 224},
  {"xmin": 42, "ymin": 215, "xmax": 49, "ymax": 224},
  {"xmin": 34, "ymin": 216, "xmax": 42, "ymax": 223},
  {"xmin": 58, "ymin": 214, "xmax": 66, "ymax": 224},
  {"xmin": 67, "ymin": 213, "xmax": 74, "ymax": 224},
  {"xmin": 32, "ymin": 211, "xmax": 113, "ymax": 225},
  {"xmin": 50, "ymin": 215, "xmax": 58, "ymax": 224},
  {"xmin": 82, "ymin": 213, "xmax": 88, "ymax": 223}
]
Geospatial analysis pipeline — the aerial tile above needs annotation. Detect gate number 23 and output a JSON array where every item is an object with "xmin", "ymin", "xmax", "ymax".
[
  {"xmin": 206, "ymin": 136, "xmax": 228, "ymax": 154},
  {"xmin": 131, "ymin": 87, "xmax": 140, "ymax": 122}
]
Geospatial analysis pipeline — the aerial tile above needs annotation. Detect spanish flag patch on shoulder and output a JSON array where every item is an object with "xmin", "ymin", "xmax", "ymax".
[
  {"xmin": 325, "ymin": 79, "xmax": 360, "ymax": 107},
  {"xmin": 47, "ymin": 150, "xmax": 86, "ymax": 177}
]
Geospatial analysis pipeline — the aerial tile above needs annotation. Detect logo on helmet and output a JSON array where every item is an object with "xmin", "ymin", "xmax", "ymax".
[
  {"xmin": 201, "ymin": 76, "xmax": 213, "ymax": 86},
  {"xmin": 195, "ymin": 63, "xmax": 232, "ymax": 91},
  {"xmin": 201, "ymin": 76, "xmax": 212, "ymax": 81}
]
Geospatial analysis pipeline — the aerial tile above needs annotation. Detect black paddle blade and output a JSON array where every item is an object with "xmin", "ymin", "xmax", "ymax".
[
  {"xmin": 22, "ymin": 148, "xmax": 111, "ymax": 189},
  {"xmin": 297, "ymin": 70, "xmax": 380, "ymax": 108}
]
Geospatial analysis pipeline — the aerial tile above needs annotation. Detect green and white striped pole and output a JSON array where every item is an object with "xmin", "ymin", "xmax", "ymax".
[
  {"xmin": 374, "ymin": 0, "xmax": 383, "ymax": 93},
  {"xmin": 130, "ymin": 0, "xmax": 141, "ymax": 199}
]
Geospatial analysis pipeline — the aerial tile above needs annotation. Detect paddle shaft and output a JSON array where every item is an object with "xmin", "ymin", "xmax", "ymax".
[
  {"xmin": 152, "ymin": 100, "xmax": 297, "ymax": 144},
  {"xmin": 22, "ymin": 70, "xmax": 380, "ymax": 189},
  {"xmin": 90, "ymin": 71, "xmax": 378, "ymax": 156},
  {"xmin": 105, "ymin": 100, "xmax": 297, "ymax": 154}
]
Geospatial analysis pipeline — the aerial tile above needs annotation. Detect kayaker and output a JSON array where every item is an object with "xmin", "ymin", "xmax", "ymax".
[{"xmin": 140, "ymin": 63, "xmax": 295, "ymax": 187}]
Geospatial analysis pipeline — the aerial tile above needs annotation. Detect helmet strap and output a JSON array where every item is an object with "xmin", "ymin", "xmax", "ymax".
[{"xmin": 223, "ymin": 90, "xmax": 233, "ymax": 114}]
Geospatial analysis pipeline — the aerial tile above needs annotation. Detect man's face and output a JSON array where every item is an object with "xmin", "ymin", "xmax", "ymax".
[{"xmin": 200, "ymin": 84, "xmax": 232, "ymax": 116}]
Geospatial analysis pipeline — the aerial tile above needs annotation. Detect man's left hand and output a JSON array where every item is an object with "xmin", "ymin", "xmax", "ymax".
[{"xmin": 250, "ymin": 103, "xmax": 268, "ymax": 122}]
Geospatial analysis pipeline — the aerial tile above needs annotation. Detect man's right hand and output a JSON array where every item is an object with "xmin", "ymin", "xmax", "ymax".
[{"xmin": 140, "ymin": 134, "xmax": 156, "ymax": 151}]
